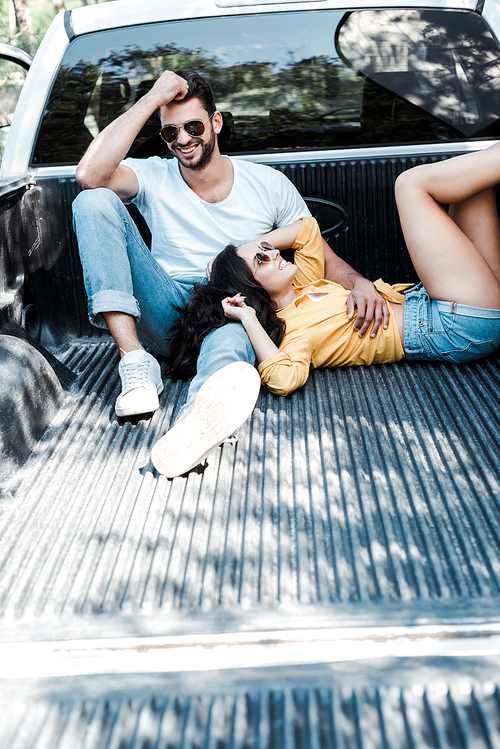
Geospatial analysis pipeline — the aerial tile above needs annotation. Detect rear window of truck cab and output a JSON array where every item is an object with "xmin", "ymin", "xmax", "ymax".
[{"xmin": 32, "ymin": 8, "xmax": 500, "ymax": 166}]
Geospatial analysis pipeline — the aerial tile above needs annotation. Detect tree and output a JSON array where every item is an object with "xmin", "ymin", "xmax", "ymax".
[{"xmin": 9, "ymin": 0, "xmax": 35, "ymax": 51}]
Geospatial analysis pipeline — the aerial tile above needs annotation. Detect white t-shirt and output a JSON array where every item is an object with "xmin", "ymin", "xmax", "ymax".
[{"xmin": 122, "ymin": 155, "xmax": 311, "ymax": 279}]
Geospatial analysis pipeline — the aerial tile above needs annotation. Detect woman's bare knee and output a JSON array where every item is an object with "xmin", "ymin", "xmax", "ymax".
[
  {"xmin": 395, "ymin": 165, "xmax": 432, "ymax": 209},
  {"xmin": 396, "ymin": 164, "xmax": 432, "ymax": 193}
]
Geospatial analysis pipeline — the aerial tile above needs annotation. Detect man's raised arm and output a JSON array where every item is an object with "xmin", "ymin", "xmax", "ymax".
[{"xmin": 75, "ymin": 71, "xmax": 189, "ymax": 200}]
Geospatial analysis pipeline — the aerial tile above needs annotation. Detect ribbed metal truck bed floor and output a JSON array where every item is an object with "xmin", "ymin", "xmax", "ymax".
[
  {"xmin": 2, "ymin": 340, "xmax": 500, "ymax": 747},
  {"xmin": 1, "ymin": 659, "xmax": 500, "ymax": 749}
]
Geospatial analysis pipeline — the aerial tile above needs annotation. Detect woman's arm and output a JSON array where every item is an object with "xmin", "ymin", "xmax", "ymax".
[
  {"xmin": 206, "ymin": 220, "xmax": 304, "ymax": 279},
  {"xmin": 266, "ymin": 218, "xmax": 390, "ymax": 339},
  {"xmin": 250, "ymin": 217, "xmax": 390, "ymax": 339},
  {"xmin": 222, "ymin": 295, "xmax": 280, "ymax": 362},
  {"xmin": 222, "ymin": 294, "xmax": 312, "ymax": 396},
  {"xmin": 250, "ymin": 220, "xmax": 304, "ymax": 251}
]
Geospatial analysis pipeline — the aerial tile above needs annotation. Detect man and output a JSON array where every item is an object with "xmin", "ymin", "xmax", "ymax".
[{"xmin": 73, "ymin": 69, "xmax": 388, "ymax": 472}]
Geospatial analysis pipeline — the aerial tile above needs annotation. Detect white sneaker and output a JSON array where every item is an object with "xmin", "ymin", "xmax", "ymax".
[
  {"xmin": 115, "ymin": 349, "xmax": 163, "ymax": 417},
  {"xmin": 151, "ymin": 361, "xmax": 261, "ymax": 478}
]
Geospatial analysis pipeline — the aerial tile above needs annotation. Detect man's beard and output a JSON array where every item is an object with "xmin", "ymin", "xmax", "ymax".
[{"xmin": 170, "ymin": 127, "xmax": 216, "ymax": 171}]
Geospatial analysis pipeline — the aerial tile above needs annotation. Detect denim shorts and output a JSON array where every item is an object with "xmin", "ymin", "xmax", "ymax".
[{"xmin": 403, "ymin": 283, "xmax": 500, "ymax": 363}]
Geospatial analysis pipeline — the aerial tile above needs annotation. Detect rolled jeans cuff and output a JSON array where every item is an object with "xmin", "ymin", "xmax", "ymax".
[{"xmin": 88, "ymin": 290, "xmax": 141, "ymax": 329}]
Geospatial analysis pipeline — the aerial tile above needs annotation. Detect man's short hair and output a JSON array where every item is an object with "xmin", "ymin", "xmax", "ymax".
[{"xmin": 175, "ymin": 69, "xmax": 217, "ymax": 115}]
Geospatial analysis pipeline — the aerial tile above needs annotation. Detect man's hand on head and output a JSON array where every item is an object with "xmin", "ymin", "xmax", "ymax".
[
  {"xmin": 147, "ymin": 71, "xmax": 189, "ymax": 109},
  {"xmin": 346, "ymin": 278, "xmax": 390, "ymax": 338}
]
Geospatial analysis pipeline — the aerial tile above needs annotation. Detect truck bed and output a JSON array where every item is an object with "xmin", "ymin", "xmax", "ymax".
[{"xmin": 1, "ymin": 339, "xmax": 500, "ymax": 747}]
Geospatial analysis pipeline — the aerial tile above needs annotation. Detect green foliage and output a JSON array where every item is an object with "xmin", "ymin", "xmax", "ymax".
[{"xmin": 0, "ymin": 0, "xmax": 114, "ymax": 56}]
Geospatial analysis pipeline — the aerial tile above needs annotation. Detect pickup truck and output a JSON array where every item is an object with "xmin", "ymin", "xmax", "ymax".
[{"xmin": 2, "ymin": 1, "xmax": 500, "ymax": 746}]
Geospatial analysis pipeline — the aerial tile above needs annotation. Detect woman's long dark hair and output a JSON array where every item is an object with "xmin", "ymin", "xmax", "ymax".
[{"xmin": 164, "ymin": 244, "xmax": 286, "ymax": 380}]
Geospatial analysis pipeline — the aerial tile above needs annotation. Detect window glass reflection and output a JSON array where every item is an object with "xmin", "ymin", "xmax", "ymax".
[
  {"xmin": 337, "ymin": 9, "xmax": 500, "ymax": 138},
  {"xmin": 32, "ymin": 9, "xmax": 500, "ymax": 165}
]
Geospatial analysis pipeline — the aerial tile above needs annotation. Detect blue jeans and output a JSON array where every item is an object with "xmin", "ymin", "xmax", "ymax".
[
  {"xmin": 404, "ymin": 283, "xmax": 500, "ymax": 363},
  {"xmin": 72, "ymin": 188, "xmax": 255, "ymax": 418}
]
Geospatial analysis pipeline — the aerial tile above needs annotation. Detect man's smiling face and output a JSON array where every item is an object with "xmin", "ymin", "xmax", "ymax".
[{"xmin": 160, "ymin": 98, "xmax": 221, "ymax": 171}]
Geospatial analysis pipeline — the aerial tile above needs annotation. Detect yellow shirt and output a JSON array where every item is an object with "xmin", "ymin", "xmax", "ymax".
[{"xmin": 258, "ymin": 217, "xmax": 411, "ymax": 396}]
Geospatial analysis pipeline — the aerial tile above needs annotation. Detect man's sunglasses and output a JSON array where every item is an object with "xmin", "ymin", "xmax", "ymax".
[
  {"xmin": 159, "ymin": 113, "xmax": 215, "ymax": 144},
  {"xmin": 254, "ymin": 241, "xmax": 276, "ymax": 266}
]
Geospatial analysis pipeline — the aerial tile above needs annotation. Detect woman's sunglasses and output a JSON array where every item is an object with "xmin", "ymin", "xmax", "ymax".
[
  {"xmin": 159, "ymin": 113, "xmax": 215, "ymax": 143},
  {"xmin": 254, "ymin": 241, "xmax": 275, "ymax": 266}
]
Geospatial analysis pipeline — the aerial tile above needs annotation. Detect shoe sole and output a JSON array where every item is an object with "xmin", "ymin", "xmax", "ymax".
[
  {"xmin": 115, "ymin": 381, "xmax": 164, "ymax": 418},
  {"xmin": 151, "ymin": 362, "xmax": 261, "ymax": 478}
]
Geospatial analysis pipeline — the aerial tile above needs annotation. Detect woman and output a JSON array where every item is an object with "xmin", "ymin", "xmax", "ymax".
[
  {"xmin": 165, "ymin": 144, "xmax": 500, "ymax": 396},
  {"xmin": 154, "ymin": 144, "xmax": 500, "ymax": 477}
]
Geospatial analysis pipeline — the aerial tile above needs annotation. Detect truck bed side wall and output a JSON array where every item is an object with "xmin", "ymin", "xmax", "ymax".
[{"xmin": 8, "ymin": 154, "xmax": 433, "ymax": 346}]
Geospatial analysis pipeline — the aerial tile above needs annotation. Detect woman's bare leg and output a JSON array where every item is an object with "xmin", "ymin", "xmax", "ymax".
[
  {"xmin": 448, "ymin": 187, "xmax": 500, "ymax": 283},
  {"xmin": 395, "ymin": 144, "xmax": 500, "ymax": 309}
]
